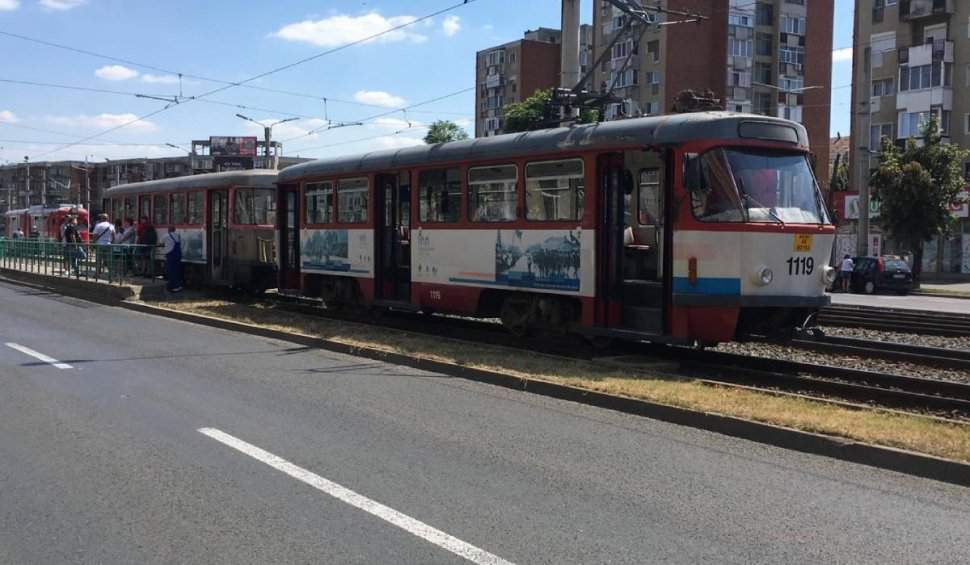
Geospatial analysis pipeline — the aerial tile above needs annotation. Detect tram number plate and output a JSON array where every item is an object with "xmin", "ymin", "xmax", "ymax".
[
  {"xmin": 793, "ymin": 234, "xmax": 813, "ymax": 252},
  {"xmin": 787, "ymin": 256, "xmax": 815, "ymax": 276}
]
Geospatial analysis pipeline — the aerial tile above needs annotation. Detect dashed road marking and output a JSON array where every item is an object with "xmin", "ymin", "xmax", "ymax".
[
  {"xmin": 198, "ymin": 427, "xmax": 516, "ymax": 565},
  {"xmin": 5, "ymin": 342, "xmax": 73, "ymax": 369}
]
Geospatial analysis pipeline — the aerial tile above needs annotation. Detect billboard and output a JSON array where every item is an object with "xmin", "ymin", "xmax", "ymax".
[{"xmin": 210, "ymin": 136, "xmax": 257, "ymax": 157}]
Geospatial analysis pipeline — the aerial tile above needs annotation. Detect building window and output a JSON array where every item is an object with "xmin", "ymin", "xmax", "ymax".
[
  {"xmin": 781, "ymin": 76, "xmax": 803, "ymax": 91},
  {"xmin": 872, "ymin": 78, "xmax": 895, "ymax": 97},
  {"xmin": 779, "ymin": 45, "xmax": 805, "ymax": 66},
  {"xmin": 756, "ymin": 33, "xmax": 773, "ymax": 56},
  {"xmin": 525, "ymin": 159, "xmax": 585, "ymax": 221},
  {"xmin": 419, "ymin": 168, "xmax": 462, "ymax": 223},
  {"xmin": 468, "ymin": 165, "xmax": 517, "ymax": 222},
  {"xmin": 647, "ymin": 40, "xmax": 660, "ymax": 62},
  {"xmin": 870, "ymin": 123, "xmax": 893, "ymax": 149},
  {"xmin": 756, "ymin": 3, "xmax": 773, "ymax": 25},
  {"xmin": 729, "ymin": 37, "xmax": 753, "ymax": 57},
  {"xmin": 305, "ymin": 181, "xmax": 334, "ymax": 224},
  {"xmin": 780, "ymin": 15, "xmax": 806, "ymax": 35},
  {"xmin": 729, "ymin": 13, "xmax": 752, "ymax": 27},
  {"xmin": 336, "ymin": 178, "xmax": 368, "ymax": 224}
]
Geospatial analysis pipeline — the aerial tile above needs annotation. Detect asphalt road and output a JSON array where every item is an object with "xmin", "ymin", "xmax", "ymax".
[
  {"xmin": 2, "ymin": 280, "xmax": 970, "ymax": 564},
  {"xmin": 831, "ymin": 291, "xmax": 970, "ymax": 314}
]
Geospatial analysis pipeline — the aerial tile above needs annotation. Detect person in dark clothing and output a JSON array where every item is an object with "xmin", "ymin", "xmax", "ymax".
[
  {"xmin": 161, "ymin": 226, "xmax": 183, "ymax": 292},
  {"xmin": 136, "ymin": 216, "xmax": 157, "ymax": 276},
  {"xmin": 62, "ymin": 215, "xmax": 84, "ymax": 276}
]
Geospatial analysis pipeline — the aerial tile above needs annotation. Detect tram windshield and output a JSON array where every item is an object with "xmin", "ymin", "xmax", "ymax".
[{"xmin": 690, "ymin": 148, "xmax": 831, "ymax": 224}]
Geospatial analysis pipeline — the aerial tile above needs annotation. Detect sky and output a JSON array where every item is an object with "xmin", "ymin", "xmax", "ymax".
[{"xmin": 0, "ymin": 0, "xmax": 855, "ymax": 165}]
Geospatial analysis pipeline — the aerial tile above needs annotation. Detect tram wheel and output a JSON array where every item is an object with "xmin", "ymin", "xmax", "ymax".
[{"xmin": 500, "ymin": 296, "xmax": 534, "ymax": 337}]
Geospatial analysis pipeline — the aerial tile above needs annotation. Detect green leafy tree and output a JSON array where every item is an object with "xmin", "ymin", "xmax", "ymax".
[
  {"xmin": 503, "ymin": 89, "xmax": 553, "ymax": 133},
  {"xmin": 870, "ymin": 115, "xmax": 969, "ymax": 285},
  {"xmin": 423, "ymin": 120, "xmax": 469, "ymax": 144}
]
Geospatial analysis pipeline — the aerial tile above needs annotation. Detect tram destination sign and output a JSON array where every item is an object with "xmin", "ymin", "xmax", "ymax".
[{"xmin": 210, "ymin": 136, "xmax": 257, "ymax": 157}]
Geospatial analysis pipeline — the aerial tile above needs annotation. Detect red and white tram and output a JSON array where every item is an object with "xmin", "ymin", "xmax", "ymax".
[
  {"xmin": 276, "ymin": 113, "xmax": 835, "ymax": 345},
  {"xmin": 3, "ymin": 205, "xmax": 90, "ymax": 241}
]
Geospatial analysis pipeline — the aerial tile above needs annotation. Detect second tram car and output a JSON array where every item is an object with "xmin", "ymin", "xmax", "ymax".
[
  {"xmin": 3, "ymin": 205, "xmax": 90, "ymax": 241},
  {"xmin": 103, "ymin": 170, "xmax": 279, "ymax": 290},
  {"xmin": 276, "ymin": 112, "xmax": 835, "ymax": 345}
]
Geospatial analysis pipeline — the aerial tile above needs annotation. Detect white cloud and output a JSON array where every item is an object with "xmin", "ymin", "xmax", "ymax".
[
  {"xmin": 39, "ymin": 0, "xmax": 85, "ymax": 10},
  {"xmin": 47, "ymin": 113, "xmax": 158, "ymax": 132},
  {"xmin": 0, "ymin": 110, "xmax": 19, "ymax": 123},
  {"xmin": 832, "ymin": 48, "xmax": 853, "ymax": 63},
  {"xmin": 354, "ymin": 90, "xmax": 406, "ymax": 108},
  {"xmin": 141, "ymin": 73, "xmax": 180, "ymax": 84},
  {"xmin": 95, "ymin": 65, "xmax": 139, "ymax": 81},
  {"xmin": 0, "ymin": 0, "xmax": 20, "ymax": 11},
  {"xmin": 272, "ymin": 12, "xmax": 428, "ymax": 48},
  {"xmin": 372, "ymin": 135, "xmax": 426, "ymax": 149},
  {"xmin": 442, "ymin": 15, "xmax": 461, "ymax": 37}
]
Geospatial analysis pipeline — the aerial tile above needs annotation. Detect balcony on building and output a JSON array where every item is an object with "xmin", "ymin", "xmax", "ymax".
[
  {"xmin": 896, "ymin": 40, "xmax": 954, "ymax": 112},
  {"xmin": 899, "ymin": 0, "xmax": 954, "ymax": 20}
]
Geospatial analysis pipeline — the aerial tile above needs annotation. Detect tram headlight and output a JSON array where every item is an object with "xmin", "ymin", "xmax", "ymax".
[
  {"xmin": 822, "ymin": 265, "xmax": 837, "ymax": 286},
  {"xmin": 751, "ymin": 265, "xmax": 773, "ymax": 286}
]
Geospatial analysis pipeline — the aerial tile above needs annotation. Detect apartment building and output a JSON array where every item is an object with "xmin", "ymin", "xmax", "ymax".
[
  {"xmin": 474, "ymin": 26, "xmax": 594, "ymax": 137},
  {"xmin": 0, "ymin": 144, "xmax": 308, "ymax": 217},
  {"xmin": 591, "ymin": 0, "xmax": 833, "ymax": 185},
  {"xmin": 850, "ymin": 0, "xmax": 970, "ymax": 275}
]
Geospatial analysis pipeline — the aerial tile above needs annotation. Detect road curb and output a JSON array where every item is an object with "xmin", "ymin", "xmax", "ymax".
[
  {"xmin": 912, "ymin": 290, "xmax": 970, "ymax": 300},
  {"xmin": 117, "ymin": 300, "xmax": 970, "ymax": 489},
  {"xmin": 0, "ymin": 268, "xmax": 136, "ymax": 303}
]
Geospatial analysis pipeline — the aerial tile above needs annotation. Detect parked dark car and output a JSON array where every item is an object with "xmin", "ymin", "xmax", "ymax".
[{"xmin": 851, "ymin": 255, "xmax": 913, "ymax": 294}]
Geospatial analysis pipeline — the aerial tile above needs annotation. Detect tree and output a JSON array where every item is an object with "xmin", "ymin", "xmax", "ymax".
[
  {"xmin": 870, "ymin": 115, "xmax": 969, "ymax": 285},
  {"xmin": 503, "ymin": 89, "xmax": 554, "ymax": 133},
  {"xmin": 424, "ymin": 120, "xmax": 469, "ymax": 144}
]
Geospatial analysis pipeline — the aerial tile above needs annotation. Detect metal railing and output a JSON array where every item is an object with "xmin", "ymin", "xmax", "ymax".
[{"xmin": 0, "ymin": 238, "xmax": 158, "ymax": 285}]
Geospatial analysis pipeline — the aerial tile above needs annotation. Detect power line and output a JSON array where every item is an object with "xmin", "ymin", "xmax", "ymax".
[{"xmin": 22, "ymin": 0, "xmax": 480, "ymax": 159}]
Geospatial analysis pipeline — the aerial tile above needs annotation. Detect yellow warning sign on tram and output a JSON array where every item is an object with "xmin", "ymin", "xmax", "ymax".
[{"xmin": 793, "ymin": 234, "xmax": 813, "ymax": 252}]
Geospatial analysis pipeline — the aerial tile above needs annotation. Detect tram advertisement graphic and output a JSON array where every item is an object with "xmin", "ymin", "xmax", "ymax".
[
  {"xmin": 300, "ymin": 229, "xmax": 372, "ymax": 275},
  {"xmin": 492, "ymin": 229, "xmax": 581, "ymax": 291}
]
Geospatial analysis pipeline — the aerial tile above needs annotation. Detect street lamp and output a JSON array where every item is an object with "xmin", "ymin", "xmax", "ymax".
[{"xmin": 235, "ymin": 113, "xmax": 299, "ymax": 170}]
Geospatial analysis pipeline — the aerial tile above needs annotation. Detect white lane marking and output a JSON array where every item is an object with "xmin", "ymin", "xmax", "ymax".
[
  {"xmin": 198, "ymin": 427, "xmax": 515, "ymax": 565},
  {"xmin": 5, "ymin": 342, "xmax": 73, "ymax": 369}
]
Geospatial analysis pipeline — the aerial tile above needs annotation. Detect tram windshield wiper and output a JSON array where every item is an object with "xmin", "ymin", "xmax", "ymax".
[{"xmin": 741, "ymin": 193, "xmax": 786, "ymax": 226}]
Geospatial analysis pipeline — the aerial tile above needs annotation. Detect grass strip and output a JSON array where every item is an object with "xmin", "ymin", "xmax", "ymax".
[{"xmin": 147, "ymin": 298, "xmax": 970, "ymax": 464}]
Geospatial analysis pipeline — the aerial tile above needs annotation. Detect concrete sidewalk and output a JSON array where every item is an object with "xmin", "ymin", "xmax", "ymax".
[{"xmin": 915, "ymin": 281, "xmax": 970, "ymax": 299}]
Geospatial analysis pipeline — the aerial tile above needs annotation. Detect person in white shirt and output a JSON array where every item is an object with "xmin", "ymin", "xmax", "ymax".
[
  {"xmin": 91, "ymin": 214, "xmax": 115, "ymax": 246},
  {"xmin": 839, "ymin": 254, "xmax": 854, "ymax": 292}
]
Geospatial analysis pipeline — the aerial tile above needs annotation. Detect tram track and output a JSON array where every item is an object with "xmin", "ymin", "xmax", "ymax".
[
  {"xmin": 222, "ymin": 290, "xmax": 970, "ymax": 422},
  {"xmin": 819, "ymin": 304, "xmax": 970, "ymax": 337}
]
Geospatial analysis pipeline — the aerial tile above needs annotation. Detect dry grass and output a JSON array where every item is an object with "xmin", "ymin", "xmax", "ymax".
[{"xmin": 147, "ymin": 298, "xmax": 970, "ymax": 463}]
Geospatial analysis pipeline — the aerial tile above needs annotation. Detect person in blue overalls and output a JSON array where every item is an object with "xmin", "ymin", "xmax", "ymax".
[{"xmin": 161, "ymin": 226, "xmax": 184, "ymax": 293}]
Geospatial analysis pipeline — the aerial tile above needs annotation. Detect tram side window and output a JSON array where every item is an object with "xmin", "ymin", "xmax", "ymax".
[
  {"xmin": 112, "ymin": 199, "xmax": 123, "ymax": 222},
  {"xmin": 153, "ymin": 194, "xmax": 169, "ymax": 225},
  {"xmin": 525, "ymin": 159, "xmax": 585, "ymax": 221},
  {"xmin": 139, "ymin": 197, "xmax": 151, "ymax": 221},
  {"xmin": 234, "ymin": 189, "xmax": 276, "ymax": 225},
  {"xmin": 638, "ymin": 169, "xmax": 661, "ymax": 226},
  {"xmin": 124, "ymin": 196, "xmax": 135, "ymax": 221},
  {"xmin": 305, "ymin": 182, "xmax": 334, "ymax": 225},
  {"xmin": 419, "ymin": 168, "xmax": 461, "ymax": 223},
  {"xmin": 171, "ymin": 193, "xmax": 186, "ymax": 225},
  {"xmin": 187, "ymin": 192, "xmax": 204, "ymax": 225},
  {"xmin": 689, "ymin": 151, "xmax": 745, "ymax": 222},
  {"xmin": 337, "ymin": 178, "xmax": 368, "ymax": 224},
  {"xmin": 468, "ymin": 165, "xmax": 517, "ymax": 222}
]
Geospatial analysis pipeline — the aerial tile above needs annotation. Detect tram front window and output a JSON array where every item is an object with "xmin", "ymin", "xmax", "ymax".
[{"xmin": 690, "ymin": 148, "xmax": 830, "ymax": 224}]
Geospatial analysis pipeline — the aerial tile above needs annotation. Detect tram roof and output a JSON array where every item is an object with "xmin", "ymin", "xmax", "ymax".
[
  {"xmin": 104, "ymin": 169, "xmax": 278, "ymax": 197},
  {"xmin": 278, "ymin": 112, "xmax": 809, "ymax": 182}
]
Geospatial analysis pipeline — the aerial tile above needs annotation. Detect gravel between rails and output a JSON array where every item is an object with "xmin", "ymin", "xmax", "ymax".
[
  {"xmin": 818, "ymin": 325, "xmax": 970, "ymax": 351},
  {"xmin": 715, "ymin": 339, "xmax": 970, "ymax": 386}
]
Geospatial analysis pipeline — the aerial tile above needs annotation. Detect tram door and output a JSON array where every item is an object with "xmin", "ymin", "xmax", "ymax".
[
  {"xmin": 597, "ymin": 150, "xmax": 666, "ymax": 334},
  {"xmin": 209, "ymin": 190, "xmax": 229, "ymax": 282},
  {"xmin": 277, "ymin": 185, "xmax": 301, "ymax": 292},
  {"xmin": 375, "ymin": 172, "xmax": 412, "ymax": 302}
]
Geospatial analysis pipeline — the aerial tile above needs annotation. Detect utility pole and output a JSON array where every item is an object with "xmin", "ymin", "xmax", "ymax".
[
  {"xmin": 560, "ymin": 0, "xmax": 581, "ymax": 90},
  {"xmin": 235, "ymin": 114, "xmax": 298, "ymax": 170},
  {"xmin": 41, "ymin": 164, "xmax": 47, "ymax": 207},
  {"xmin": 23, "ymin": 156, "xmax": 29, "ymax": 209}
]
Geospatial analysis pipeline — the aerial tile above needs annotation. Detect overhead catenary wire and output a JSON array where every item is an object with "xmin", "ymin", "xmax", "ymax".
[{"xmin": 21, "ymin": 0, "xmax": 480, "ymax": 160}]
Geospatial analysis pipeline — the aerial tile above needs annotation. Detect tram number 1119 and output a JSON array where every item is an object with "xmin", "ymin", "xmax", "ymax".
[{"xmin": 786, "ymin": 256, "xmax": 814, "ymax": 276}]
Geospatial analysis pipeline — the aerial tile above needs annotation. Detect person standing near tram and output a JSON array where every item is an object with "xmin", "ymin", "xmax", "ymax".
[{"xmin": 160, "ymin": 226, "xmax": 183, "ymax": 293}]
